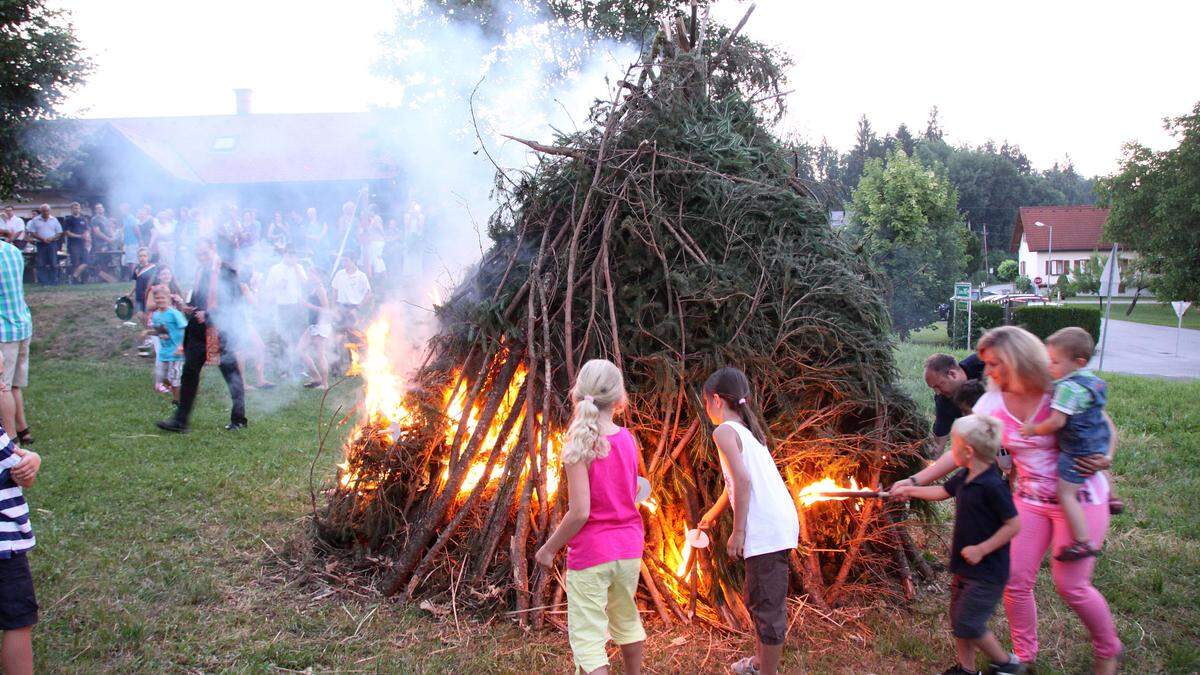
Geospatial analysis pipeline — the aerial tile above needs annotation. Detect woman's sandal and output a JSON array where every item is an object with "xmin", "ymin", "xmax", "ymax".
[{"xmin": 1055, "ymin": 540, "xmax": 1100, "ymax": 562}]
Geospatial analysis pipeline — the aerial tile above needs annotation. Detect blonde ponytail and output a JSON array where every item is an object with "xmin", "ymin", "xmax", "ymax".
[{"xmin": 561, "ymin": 359, "xmax": 626, "ymax": 465}]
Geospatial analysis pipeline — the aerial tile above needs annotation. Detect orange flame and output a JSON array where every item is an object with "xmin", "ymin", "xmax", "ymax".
[{"xmin": 797, "ymin": 476, "xmax": 863, "ymax": 507}]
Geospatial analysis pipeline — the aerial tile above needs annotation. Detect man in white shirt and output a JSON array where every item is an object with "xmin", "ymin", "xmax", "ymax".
[
  {"xmin": 331, "ymin": 256, "xmax": 371, "ymax": 326},
  {"xmin": 0, "ymin": 206, "xmax": 25, "ymax": 246},
  {"xmin": 26, "ymin": 205, "xmax": 62, "ymax": 285},
  {"xmin": 264, "ymin": 247, "xmax": 307, "ymax": 356}
]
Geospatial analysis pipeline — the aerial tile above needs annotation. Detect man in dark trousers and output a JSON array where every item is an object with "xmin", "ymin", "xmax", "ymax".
[{"xmin": 156, "ymin": 239, "xmax": 247, "ymax": 433}]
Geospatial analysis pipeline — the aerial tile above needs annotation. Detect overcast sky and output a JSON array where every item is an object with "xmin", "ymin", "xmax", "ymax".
[{"xmin": 60, "ymin": 0, "xmax": 1196, "ymax": 176}]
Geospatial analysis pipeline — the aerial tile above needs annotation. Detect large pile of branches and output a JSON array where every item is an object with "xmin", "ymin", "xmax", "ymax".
[{"xmin": 317, "ymin": 14, "xmax": 931, "ymax": 631}]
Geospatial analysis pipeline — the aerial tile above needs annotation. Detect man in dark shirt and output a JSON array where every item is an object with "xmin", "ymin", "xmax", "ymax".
[
  {"xmin": 61, "ymin": 202, "xmax": 90, "ymax": 281},
  {"xmin": 924, "ymin": 352, "xmax": 986, "ymax": 453},
  {"xmin": 156, "ymin": 239, "xmax": 247, "ymax": 433}
]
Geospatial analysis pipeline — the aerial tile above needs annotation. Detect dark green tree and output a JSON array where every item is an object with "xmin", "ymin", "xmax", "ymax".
[
  {"xmin": 924, "ymin": 105, "xmax": 944, "ymax": 141},
  {"xmin": 0, "ymin": 0, "xmax": 91, "ymax": 198},
  {"xmin": 1100, "ymin": 102, "xmax": 1200, "ymax": 302},
  {"xmin": 849, "ymin": 150, "xmax": 967, "ymax": 338}
]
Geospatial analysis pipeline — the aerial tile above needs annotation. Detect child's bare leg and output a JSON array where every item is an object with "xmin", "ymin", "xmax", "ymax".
[
  {"xmin": 971, "ymin": 631, "xmax": 1010, "ymax": 665},
  {"xmin": 758, "ymin": 641, "xmax": 783, "ymax": 675},
  {"xmin": 170, "ymin": 385, "xmax": 179, "ymax": 403},
  {"xmin": 955, "ymin": 637, "xmax": 976, "ymax": 671},
  {"xmin": 619, "ymin": 640, "xmax": 644, "ymax": 675},
  {"xmin": 2, "ymin": 626, "xmax": 34, "ymax": 675},
  {"xmin": 1058, "ymin": 479, "xmax": 1092, "ymax": 543}
]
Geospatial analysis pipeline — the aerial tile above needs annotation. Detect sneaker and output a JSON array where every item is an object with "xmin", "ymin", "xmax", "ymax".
[
  {"xmin": 156, "ymin": 419, "xmax": 188, "ymax": 434},
  {"xmin": 730, "ymin": 656, "xmax": 760, "ymax": 675},
  {"xmin": 224, "ymin": 421, "xmax": 248, "ymax": 431},
  {"xmin": 942, "ymin": 667, "xmax": 980, "ymax": 675},
  {"xmin": 1055, "ymin": 540, "xmax": 1100, "ymax": 562},
  {"xmin": 987, "ymin": 656, "xmax": 1026, "ymax": 674}
]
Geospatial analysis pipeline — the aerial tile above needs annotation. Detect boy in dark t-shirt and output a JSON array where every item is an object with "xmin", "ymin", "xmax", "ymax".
[{"xmin": 893, "ymin": 414, "xmax": 1023, "ymax": 675}]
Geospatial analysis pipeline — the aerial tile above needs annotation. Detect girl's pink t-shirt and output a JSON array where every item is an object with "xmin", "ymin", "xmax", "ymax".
[
  {"xmin": 973, "ymin": 391, "xmax": 1109, "ymax": 506},
  {"xmin": 566, "ymin": 427, "xmax": 645, "ymax": 571}
]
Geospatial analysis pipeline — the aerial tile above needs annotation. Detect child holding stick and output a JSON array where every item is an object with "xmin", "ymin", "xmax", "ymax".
[
  {"xmin": 534, "ymin": 359, "xmax": 645, "ymax": 675},
  {"xmin": 893, "ymin": 414, "xmax": 1024, "ymax": 675},
  {"xmin": 697, "ymin": 367, "xmax": 798, "ymax": 675},
  {"xmin": 1019, "ymin": 327, "xmax": 1113, "ymax": 561}
]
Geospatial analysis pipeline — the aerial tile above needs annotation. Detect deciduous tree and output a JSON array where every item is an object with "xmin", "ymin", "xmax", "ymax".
[
  {"xmin": 1100, "ymin": 102, "xmax": 1200, "ymax": 302},
  {"xmin": 0, "ymin": 1, "xmax": 91, "ymax": 198},
  {"xmin": 849, "ymin": 150, "xmax": 967, "ymax": 338}
]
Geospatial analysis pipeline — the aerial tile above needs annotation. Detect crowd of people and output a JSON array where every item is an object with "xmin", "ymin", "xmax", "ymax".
[{"xmin": 533, "ymin": 323, "xmax": 1121, "ymax": 675}]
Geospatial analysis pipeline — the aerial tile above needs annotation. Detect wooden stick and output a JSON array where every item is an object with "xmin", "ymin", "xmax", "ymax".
[
  {"xmin": 640, "ymin": 561, "xmax": 674, "ymax": 627},
  {"xmin": 710, "ymin": 3, "xmax": 756, "ymax": 66}
]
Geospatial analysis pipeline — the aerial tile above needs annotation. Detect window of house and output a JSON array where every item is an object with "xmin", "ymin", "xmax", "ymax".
[{"xmin": 1020, "ymin": 261, "xmax": 1026, "ymax": 275}]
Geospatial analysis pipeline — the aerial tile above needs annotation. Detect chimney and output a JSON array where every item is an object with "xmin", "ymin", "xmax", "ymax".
[{"xmin": 233, "ymin": 88, "xmax": 253, "ymax": 115}]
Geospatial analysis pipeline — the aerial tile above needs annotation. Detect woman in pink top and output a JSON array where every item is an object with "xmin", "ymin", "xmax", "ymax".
[
  {"xmin": 896, "ymin": 327, "xmax": 1122, "ymax": 673},
  {"xmin": 535, "ymin": 359, "xmax": 645, "ymax": 675}
]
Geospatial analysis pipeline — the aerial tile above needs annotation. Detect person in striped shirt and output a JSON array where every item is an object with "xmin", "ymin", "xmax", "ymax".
[{"xmin": 0, "ymin": 423, "xmax": 41, "ymax": 674}]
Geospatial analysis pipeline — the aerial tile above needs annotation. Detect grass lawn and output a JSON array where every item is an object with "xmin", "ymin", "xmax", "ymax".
[
  {"xmin": 18, "ymin": 287, "xmax": 1200, "ymax": 673},
  {"xmin": 1063, "ymin": 299, "xmax": 1200, "ymax": 330}
]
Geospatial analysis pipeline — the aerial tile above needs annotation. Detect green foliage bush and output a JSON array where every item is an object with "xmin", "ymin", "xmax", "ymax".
[
  {"xmin": 996, "ymin": 259, "xmax": 1018, "ymax": 282},
  {"xmin": 1014, "ymin": 275, "xmax": 1033, "ymax": 293},
  {"xmin": 949, "ymin": 302, "xmax": 1005, "ymax": 348},
  {"xmin": 1012, "ymin": 305, "xmax": 1102, "ymax": 343}
]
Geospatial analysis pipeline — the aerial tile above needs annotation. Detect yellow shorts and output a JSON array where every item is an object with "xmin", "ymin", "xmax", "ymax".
[{"xmin": 566, "ymin": 557, "xmax": 646, "ymax": 673}]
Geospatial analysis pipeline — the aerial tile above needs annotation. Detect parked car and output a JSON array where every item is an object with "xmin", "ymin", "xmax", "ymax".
[{"xmin": 980, "ymin": 293, "xmax": 1058, "ymax": 307}]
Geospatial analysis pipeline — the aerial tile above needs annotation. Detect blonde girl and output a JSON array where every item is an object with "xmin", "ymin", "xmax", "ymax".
[{"xmin": 534, "ymin": 359, "xmax": 645, "ymax": 675}]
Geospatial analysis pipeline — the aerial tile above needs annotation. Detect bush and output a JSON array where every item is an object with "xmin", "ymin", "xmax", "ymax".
[
  {"xmin": 949, "ymin": 302, "xmax": 1005, "ymax": 348},
  {"xmin": 996, "ymin": 259, "xmax": 1018, "ymax": 282},
  {"xmin": 1012, "ymin": 305, "xmax": 1102, "ymax": 343},
  {"xmin": 1014, "ymin": 275, "xmax": 1033, "ymax": 293}
]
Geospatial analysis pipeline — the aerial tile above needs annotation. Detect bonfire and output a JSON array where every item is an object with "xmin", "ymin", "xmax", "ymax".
[{"xmin": 315, "ymin": 11, "xmax": 932, "ymax": 632}]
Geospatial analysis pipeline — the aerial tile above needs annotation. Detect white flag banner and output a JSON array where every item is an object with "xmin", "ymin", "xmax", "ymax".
[{"xmin": 1098, "ymin": 246, "xmax": 1121, "ymax": 297}]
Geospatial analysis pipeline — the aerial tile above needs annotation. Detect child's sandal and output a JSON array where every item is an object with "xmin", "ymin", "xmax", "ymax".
[
  {"xmin": 16, "ymin": 428, "xmax": 32, "ymax": 445},
  {"xmin": 1055, "ymin": 541, "xmax": 1099, "ymax": 562},
  {"xmin": 730, "ymin": 656, "xmax": 760, "ymax": 674},
  {"xmin": 1108, "ymin": 497, "xmax": 1125, "ymax": 515}
]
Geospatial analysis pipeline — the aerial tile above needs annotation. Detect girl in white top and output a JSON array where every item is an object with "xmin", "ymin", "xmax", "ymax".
[{"xmin": 698, "ymin": 367, "xmax": 799, "ymax": 675}]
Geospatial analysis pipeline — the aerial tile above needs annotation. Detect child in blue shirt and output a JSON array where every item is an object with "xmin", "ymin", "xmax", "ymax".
[
  {"xmin": 1021, "ymin": 327, "xmax": 1113, "ymax": 561},
  {"xmin": 145, "ymin": 288, "xmax": 186, "ymax": 404}
]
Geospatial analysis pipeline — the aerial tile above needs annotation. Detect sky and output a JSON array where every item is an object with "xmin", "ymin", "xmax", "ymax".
[{"xmin": 59, "ymin": 0, "xmax": 1197, "ymax": 177}]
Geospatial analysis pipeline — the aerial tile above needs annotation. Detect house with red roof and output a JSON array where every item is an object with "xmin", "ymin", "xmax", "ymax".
[{"xmin": 1009, "ymin": 205, "xmax": 1136, "ymax": 294}]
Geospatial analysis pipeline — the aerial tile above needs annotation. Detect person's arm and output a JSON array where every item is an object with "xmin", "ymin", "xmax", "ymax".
[
  {"xmin": 8, "ymin": 443, "xmax": 40, "ymax": 488},
  {"xmin": 534, "ymin": 460, "xmax": 591, "ymax": 566},
  {"xmin": 698, "ymin": 488, "xmax": 730, "ymax": 529},
  {"xmin": 890, "ymin": 484, "xmax": 951, "ymax": 501},
  {"xmin": 713, "ymin": 424, "xmax": 752, "ymax": 559},
  {"xmin": 1022, "ymin": 409, "xmax": 1067, "ymax": 437},
  {"xmin": 891, "ymin": 449, "xmax": 958, "ymax": 493},
  {"xmin": 961, "ymin": 515, "xmax": 1021, "ymax": 565}
]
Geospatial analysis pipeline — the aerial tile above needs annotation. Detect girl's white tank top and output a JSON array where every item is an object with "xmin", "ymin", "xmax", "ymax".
[{"xmin": 719, "ymin": 420, "xmax": 800, "ymax": 557}]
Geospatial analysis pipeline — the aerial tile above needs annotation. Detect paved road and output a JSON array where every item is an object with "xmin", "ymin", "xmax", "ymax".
[{"xmin": 1093, "ymin": 319, "xmax": 1200, "ymax": 379}]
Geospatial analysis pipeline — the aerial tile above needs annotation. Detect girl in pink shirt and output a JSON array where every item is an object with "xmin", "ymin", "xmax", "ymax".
[{"xmin": 535, "ymin": 359, "xmax": 645, "ymax": 675}]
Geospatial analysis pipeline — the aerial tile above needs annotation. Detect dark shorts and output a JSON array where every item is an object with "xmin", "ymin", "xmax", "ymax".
[
  {"xmin": 744, "ymin": 549, "xmax": 790, "ymax": 646},
  {"xmin": 949, "ymin": 574, "xmax": 1003, "ymax": 639},
  {"xmin": 0, "ymin": 552, "xmax": 39, "ymax": 630}
]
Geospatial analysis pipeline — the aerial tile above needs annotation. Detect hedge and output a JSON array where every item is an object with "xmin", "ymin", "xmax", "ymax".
[
  {"xmin": 1012, "ymin": 305, "xmax": 1102, "ymax": 344},
  {"xmin": 949, "ymin": 302, "xmax": 1005, "ymax": 348}
]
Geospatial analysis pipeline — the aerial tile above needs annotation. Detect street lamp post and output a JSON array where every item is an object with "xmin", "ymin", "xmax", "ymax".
[{"xmin": 1034, "ymin": 220, "xmax": 1053, "ymax": 297}]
